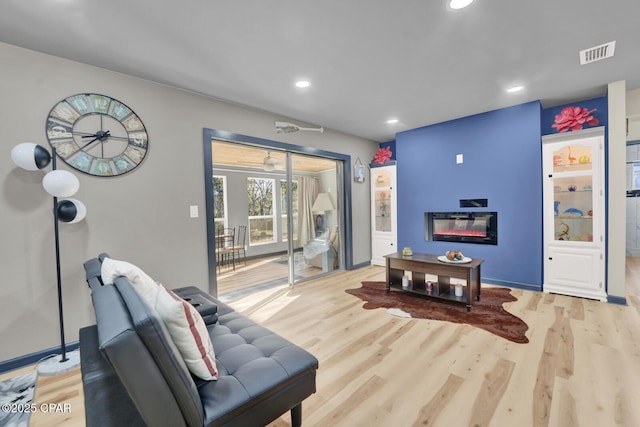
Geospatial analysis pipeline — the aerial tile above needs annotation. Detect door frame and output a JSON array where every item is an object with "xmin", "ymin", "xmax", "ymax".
[{"xmin": 203, "ymin": 127, "xmax": 353, "ymax": 296}]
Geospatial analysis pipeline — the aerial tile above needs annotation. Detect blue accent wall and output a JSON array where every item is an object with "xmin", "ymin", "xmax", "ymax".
[
  {"xmin": 379, "ymin": 140, "xmax": 396, "ymax": 160},
  {"xmin": 541, "ymin": 96, "xmax": 608, "ymax": 136},
  {"xmin": 395, "ymin": 101, "xmax": 543, "ymax": 288}
]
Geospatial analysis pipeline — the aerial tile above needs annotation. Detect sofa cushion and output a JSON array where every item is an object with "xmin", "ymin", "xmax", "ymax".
[
  {"xmin": 156, "ymin": 285, "xmax": 218, "ymax": 380},
  {"xmin": 197, "ymin": 309, "xmax": 319, "ymax": 425},
  {"xmin": 114, "ymin": 279, "xmax": 205, "ymax": 427},
  {"xmin": 94, "ymin": 281, "xmax": 196, "ymax": 427},
  {"xmin": 101, "ymin": 257, "xmax": 159, "ymax": 305},
  {"xmin": 101, "ymin": 258, "xmax": 218, "ymax": 380}
]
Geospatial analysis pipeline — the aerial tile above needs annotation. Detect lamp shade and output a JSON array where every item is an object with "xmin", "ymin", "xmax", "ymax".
[
  {"xmin": 57, "ymin": 199, "xmax": 87, "ymax": 224},
  {"xmin": 11, "ymin": 142, "xmax": 51, "ymax": 170},
  {"xmin": 311, "ymin": 192, "xmax": 335, "ymax": 212},
  {"xmin": 42, "ymin": 170, "xmax": 79, "ymax": 197}
]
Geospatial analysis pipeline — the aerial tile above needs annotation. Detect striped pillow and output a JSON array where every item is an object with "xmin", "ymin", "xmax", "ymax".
[{"xmin": 155, "ymin": 285, "xmax": 218, "ymax": 380}]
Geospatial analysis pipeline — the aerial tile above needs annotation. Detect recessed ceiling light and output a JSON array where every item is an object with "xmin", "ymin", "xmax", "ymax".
[
  {"xmin": 295, "ymin": 80, "xmax": 310, "ymax": 88},
  {"xmin": 386, "ymin": 119, "xmax": 399, "ymax": 124},
  {"xmin": 448, "ymin": 0, "xmax": 474, "ymax": 10},
  {"xmin": 506, "ymin": 85, "xmax": 524, "ymax": 93}
]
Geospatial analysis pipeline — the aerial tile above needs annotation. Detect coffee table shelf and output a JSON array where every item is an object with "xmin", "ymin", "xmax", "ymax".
[{"xmin": 384, "ymin": 252, "xmax": 484, "ymax": 311}]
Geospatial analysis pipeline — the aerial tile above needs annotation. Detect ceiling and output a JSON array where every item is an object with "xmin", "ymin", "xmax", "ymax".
[
  {"xmin": 212, "ymin": 141, "xmax": 338, "ymax": 173},
  {"xmin": 2, "ymin": 1, "xmax": 640, "ymax": 142}
]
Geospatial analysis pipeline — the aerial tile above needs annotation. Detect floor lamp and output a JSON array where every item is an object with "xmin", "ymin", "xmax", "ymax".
[{"xmin": 11, "ymin": 143, "xmax": 87, "ymax": 375}]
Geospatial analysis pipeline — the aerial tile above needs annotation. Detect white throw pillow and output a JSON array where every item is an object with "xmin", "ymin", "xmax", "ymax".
[
  {"xmin": 101, "ymin": 257, "xmax": 218, "ymax": 380},
  {"xmin": 155, "ymin": 285, "xmax": 218, "ymax": 380},
  {"xmin": 100, "ymin": 257, "xmax": 159, "ymax": 306}
]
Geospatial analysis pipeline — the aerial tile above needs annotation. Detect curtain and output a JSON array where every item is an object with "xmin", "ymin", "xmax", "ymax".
[{"xmin": 298, "ymin": 176, "xmax": 318, "ymax": 247}]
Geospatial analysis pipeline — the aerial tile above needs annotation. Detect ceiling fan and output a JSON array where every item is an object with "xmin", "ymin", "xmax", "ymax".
[
  {"xmin": 275, "ymin": 121, "xmax": 324, "ymax": 134},
  {"xmin": 237, "ymin": 149, "xmax": 304, "ymax": 171},
  {"xmin": 262, "ymin": 151, "xmax": 279, "ymax": 171}
]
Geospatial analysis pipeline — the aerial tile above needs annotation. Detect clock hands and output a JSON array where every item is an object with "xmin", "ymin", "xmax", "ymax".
[
  {"xmin": 73, "ymin": 131, "xmax": 130, "ymax": 141},
  {"xmin": 82, "ymin": 130, "xmax": 111, "ymax": 141},
  {"xmin": 79, "ymin": 130, "xmax": 111, "ymax": 151},
  {"xmin": 75, "ymin": 130, "xmax": 130, "ymax": 152}
]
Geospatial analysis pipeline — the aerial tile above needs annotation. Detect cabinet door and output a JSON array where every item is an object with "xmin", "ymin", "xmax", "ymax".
[
  {"xmin": 627, "ymin": 197, "xmax": 637, "ymax": 250},
  {"xmin": 371, "ymin": 167, "xmax": 395, "ymax": 233},
  {"xmin": 627, "ymin": 144, "xmax": 639, "ymax": 162},
  {"xmin": 545, "ymin": 246, "xmax": 606, "ymax": 301},
  {"xmin": 371, "ymin": 235, "xmax": 396, "ymax": 266}
]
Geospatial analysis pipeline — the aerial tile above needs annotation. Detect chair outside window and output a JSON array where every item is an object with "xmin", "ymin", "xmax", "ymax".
[
  {"xmin": 215, "ymin": 227, "xmax": 235, "ymax": 272},
  {"xmin": 232, "ymin": 225, "xmax": 247, "ymax": 267}
]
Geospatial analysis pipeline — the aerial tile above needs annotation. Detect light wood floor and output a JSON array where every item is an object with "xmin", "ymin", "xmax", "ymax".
[
  {"xmin": 217, "ymin": 253, "xmax": 323, "ymax": 295},
  {"xmin": 3, "ymin": 259, "xmax": 640, "ymax": 426}
]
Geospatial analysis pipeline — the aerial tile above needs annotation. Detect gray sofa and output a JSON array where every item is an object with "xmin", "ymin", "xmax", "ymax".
[{"xmin": 80, "ymin": 254, "xmax": 318, "ymax": 426}]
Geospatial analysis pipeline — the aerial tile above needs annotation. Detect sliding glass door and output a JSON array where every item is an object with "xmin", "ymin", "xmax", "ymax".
[
  {"xmin": 290, "ymin": 153, "xmax": 342, "ymax": 283},
  {"xmin": 204, "ymin": 130, "xmax": 348, "ymax": 297}
]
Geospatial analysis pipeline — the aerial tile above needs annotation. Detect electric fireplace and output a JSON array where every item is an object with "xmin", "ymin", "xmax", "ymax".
[{"xmin": 425, "ymin": 212, "xmax": 498, "ymax": 245}]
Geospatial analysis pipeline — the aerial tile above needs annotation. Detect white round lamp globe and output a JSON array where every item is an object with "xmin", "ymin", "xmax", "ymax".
[
  {"xmin": 42, "ymin": 170, "xmax": 80, "ymax": 197},
  {"xmin": 57, "ymin": 199, "xmax": 87, "ymax": 224},
  {"xmin": 11, "ymin": 142, "xmax": 51, "ymax": 170}
]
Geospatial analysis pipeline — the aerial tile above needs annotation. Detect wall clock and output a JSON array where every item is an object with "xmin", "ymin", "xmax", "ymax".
[{"xmin": 45, "ymin": 93, "xmax": 148, "ymax": 177}]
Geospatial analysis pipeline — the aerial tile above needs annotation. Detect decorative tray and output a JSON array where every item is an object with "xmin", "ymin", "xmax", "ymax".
[{"xmin": 437, "ymin": 256, "xmax": 472, "ymax": 264}]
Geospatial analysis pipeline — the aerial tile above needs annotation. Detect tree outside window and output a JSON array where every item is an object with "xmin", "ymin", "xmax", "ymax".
[
  {"xmin": 281, "ymin": 179, "xmax": 299, "ymax": 242},
  {"xmin": 247, "ymin": 177, "xmax": 276, "ymax": 244},
  {"xmin": 213, "ymin": 176, "xmax": 226, "ymax": 235}
]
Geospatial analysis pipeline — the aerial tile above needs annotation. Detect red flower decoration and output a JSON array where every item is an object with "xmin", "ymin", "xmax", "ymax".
[
  {"xmin": 372, "ymin": 146, "xmax": 392, "ymax": 165},
  {"xmin": 552, "ymin": 106, "xmax": 599, "ymax": 133}
]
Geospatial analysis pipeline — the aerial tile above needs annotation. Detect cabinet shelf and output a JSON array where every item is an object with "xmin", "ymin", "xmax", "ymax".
[
  {"xmin": 390, "ymin": 283, "xmax": 468, "ymax": 302},
  {"xmin": 554, "ymin": 190, "xmax": 592, "ymax": 194},
  {"xmin": 553, "ymin": 163, "xmax": 592, "ymax": 173}
]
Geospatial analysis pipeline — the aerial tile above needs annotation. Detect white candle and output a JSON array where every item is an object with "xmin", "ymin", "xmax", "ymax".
[{"xmin": 455, "ymin": 283, "xmax": 463, "ymax": 297}]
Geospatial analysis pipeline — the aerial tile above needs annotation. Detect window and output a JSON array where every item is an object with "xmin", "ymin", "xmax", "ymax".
[
  {"xmin": 281, "ymin": 179, "xmax": 299, "ymax": 242},
  {"xmin": 213, "ymin": 175, "xmax": 227, "ymax": 234},
  {"xmin": 247, "ymin": 177, "xmax": 276, "ymax": 245}
]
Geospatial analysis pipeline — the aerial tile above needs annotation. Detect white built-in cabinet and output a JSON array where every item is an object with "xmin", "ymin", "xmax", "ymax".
[
  {"xmin": 370, "ymin": 163, "xmax": 397, "ymax": 266},
  {"xmin": 542, "ymin": 127, "xmax": 607, "ymax": 301}
]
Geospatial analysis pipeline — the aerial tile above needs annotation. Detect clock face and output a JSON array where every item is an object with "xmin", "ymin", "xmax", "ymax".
[{"xmin": 46, "ymin": 93, "xmax": 148, "ymax": 177}]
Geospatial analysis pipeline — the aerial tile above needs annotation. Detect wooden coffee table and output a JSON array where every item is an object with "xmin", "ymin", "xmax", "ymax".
[{"xmin": 384, "ymin": 252, "xmax": 484, "ymax": 311}]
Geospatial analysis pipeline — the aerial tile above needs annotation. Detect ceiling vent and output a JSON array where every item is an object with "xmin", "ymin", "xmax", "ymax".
[{"xmin": 580, "ymin": 41, "xmax": 616, "ymax": 65}]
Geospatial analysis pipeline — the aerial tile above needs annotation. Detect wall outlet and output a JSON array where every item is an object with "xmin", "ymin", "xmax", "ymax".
[
  {"xmin": 189, "ymin": 205, "xmax": 199, "ymax": 218},
  {"xmin": 456, "ymin": 154, "xmax": 463, "ymax": 164}
]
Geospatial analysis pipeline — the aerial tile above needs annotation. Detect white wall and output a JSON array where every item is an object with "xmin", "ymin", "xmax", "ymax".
[
  {"xmin": 0, "ymin": 42, "xmax": 377, "ymax": 361},
  {"xmin": 608, "ymin": 81, "xmax": 626, "ymax": 299}
]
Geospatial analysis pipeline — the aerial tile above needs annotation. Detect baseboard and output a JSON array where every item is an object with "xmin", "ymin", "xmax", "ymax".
[
  {"xmin": 0, "ymin": 341, "xmax": 80, "ymax": 375},
  {"xmin": 607, "ymin": 294, "xmax": 628, "ymax": 306},
  {"xmin": 351, "ymin": 260, "xmax": 372, "ymax": 270},
  {"xmin": 481, "ymin": 277, "xmax": 542, "ymax": 292}
]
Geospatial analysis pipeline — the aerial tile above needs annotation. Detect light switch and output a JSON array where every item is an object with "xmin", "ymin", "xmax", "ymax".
[
  {"xmin": 190, "ymin": 205, "xmax": 199, "ymax": 218},
  {"xmin": 456, "ymin": 154, "xmax": 464, "ymax": 164}
]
